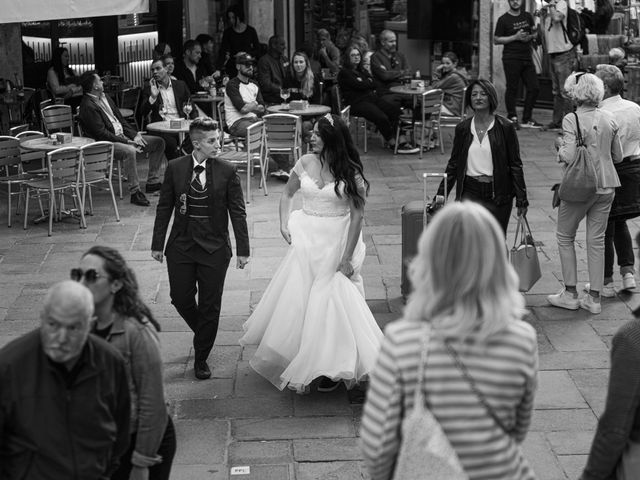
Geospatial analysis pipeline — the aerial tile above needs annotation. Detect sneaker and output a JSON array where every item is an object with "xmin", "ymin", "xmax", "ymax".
[
  {"xmin": 270, "ymin": 169, "xmax": 287, "ymax": 178},
  {"xmin": 521, "ymin": 120, "xmax": 543, "ymax": 129},
  {"xmin": 396, "ymin": 143, "xmax": 420, "ymax": 154},
  {"xmin": 145, "ymin": 182, "xmax": 162, "ymax": 193},
  {"xmin": 509, "ymin": 116, "xmax": 520, "ymax": 130},
  {"xmin": 622, "ymin": 273, "xmax": 637, "ymax": 290},
  {"xmin": 542, "ymin": 122, "xmax": 562, "ymax": 132},
  {"xmin": 130, "ymin": 190, "xmax": 150, "ymax": 206},
  {"xmin": 317, "ymin": 377, "xmax": 340, "ymax": 392},
  {"xmin": 584, "ymin": 283, "xmax": 616, "ymax": 298},
  {"xmin": 547, "ymin": 288, "xmax": 580, "ymax": 310},
  {"xmin": 580, "ymin": 294, "xmax": 602, "ymax": 314}
]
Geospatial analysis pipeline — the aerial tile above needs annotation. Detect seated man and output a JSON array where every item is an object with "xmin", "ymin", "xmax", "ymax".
[
  {"xmin": 317, "ymin": 29, "xmax": 341, "ymax": 74},
  {"xmin": 224, "ymin": 52, "xmax": 265, "ymax": 138},
  {"xmin": 78, "ymin": 71, "xmax": 165, "ymax": 206},
  {"xmin": 140, "ymin": 58, "xmax": 193, "ymax": 160},
  {"xmin": 370, "ymin": 29, "xmax": 412, "ymax": 110},
  {"xmin": 173, "ymin": 39, "xmax": 210, "ymax": 95},
  {"xmin": 257, "ymin": 35, "xmax": 290, "ymax": 105}
]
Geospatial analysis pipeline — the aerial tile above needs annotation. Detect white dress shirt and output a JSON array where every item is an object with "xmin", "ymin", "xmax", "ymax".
[
  {"xmin": 466, "ymin": 117, "xmax": 495, "ymax": 177},
  {"xmin": 192, "ymin": 155, "xmax": 207, "ymax": 187},
  {"xmin": 149, "ymin": 79, "xmax": 180, "ymax": 119},
  {"xmin": 88, "ymin": 92, "xmax": 124, "ymax": 136}
]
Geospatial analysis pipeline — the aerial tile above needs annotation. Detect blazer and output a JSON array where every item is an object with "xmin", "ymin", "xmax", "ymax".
[
  {"xmin": 437, "ymin": 115, "xmax": 529, "ymax": 208},
  {"xmin": 78, "ymin": 93, "xmax": 137, "ymax": 143},
  {"xmin": 172, "ymin": 59, "xmax": 209, "ymax": 96},
  {"xmin": 151, "ymin": 155, "xmax": 250, "ymax": 257},
  {"xmin": 140, "ymin": 79, "xmax": 192, "ymax": 124}
]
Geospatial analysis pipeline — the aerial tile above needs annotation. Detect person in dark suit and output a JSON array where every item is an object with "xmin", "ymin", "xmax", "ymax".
[
  {"xmin": 140, "ymin": 58, "xmax": 194, "ymax": 160},
  {"xmin": 172, "ymin": 39, "xmax": 211, "ymax": 95},
  {"xmin": 78, "ymin": 71, "xmax": 166, "ymax": 204},
  {"xmin": 151, "ymin": 117, "xmax": 249, "ymax": 380}
]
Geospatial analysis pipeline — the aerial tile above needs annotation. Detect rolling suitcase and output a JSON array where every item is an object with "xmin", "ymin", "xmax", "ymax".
[{"xmin": 401, "ymin": 173, "xmax": 447, "ymax": 299}]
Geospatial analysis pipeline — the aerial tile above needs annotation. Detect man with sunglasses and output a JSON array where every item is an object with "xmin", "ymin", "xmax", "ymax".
[
  {"xmin": 0, "ymin": 281, "xmax": 131, "ymax": 479},
  {"xmin": 151, "ymin": 117, "xmax": 250, "ymax": 380},
  {"xmin": 223, "ymin": 52, "xmax": 265, "ymax": 139}
]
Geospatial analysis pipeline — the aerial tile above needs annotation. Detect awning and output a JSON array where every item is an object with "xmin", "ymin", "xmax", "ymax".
[{"xmin": 0, "ymin": 0, "xmax": 149, "ymax": 24}]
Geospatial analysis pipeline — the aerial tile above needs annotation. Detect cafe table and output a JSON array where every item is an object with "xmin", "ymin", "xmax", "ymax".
[
  {"xmin": 266, "ymin": 104, "xmax": 331, "ymax": 117},
  {"xmin": 20, "ymin": 136, "xmax": 95, "ymax": 152},
  {"xmin": 191, "ymin": 93, "xmax": 224, "ymax": 121},
  {"xmin": 146, "ymin": 119, "xmax": 192, "ymax": 144}
]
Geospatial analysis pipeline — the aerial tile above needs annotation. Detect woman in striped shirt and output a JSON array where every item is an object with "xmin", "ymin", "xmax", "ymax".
[{"xmin": 360, "ymin": 201, "xmax": 539, "ymax": 480}]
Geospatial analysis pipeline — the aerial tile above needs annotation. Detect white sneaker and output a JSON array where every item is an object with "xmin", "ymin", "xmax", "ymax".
[
  {"xmin": 547, "ymin": 289, "xmax": 580, "ymax": 310},
  {"xmin": 584, "ymin": 283, "xmax": 616, "ymax": 298},
  {"xmin": 622, "ymin": 273, "xmax": 636, "ymax": 290},
  {"xmin": 580, "ymin": 294, "xmax": 602, "ymax": 314}
]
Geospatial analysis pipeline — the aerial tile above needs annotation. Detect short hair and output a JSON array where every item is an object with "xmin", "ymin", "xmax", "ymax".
[
  {"xmin": 609, "ymin": 47, "xmax": 625, "ymax": 62},
  {"xmin": 79, "ymin": 70, "xmax": 98, "ymax": 94},
  {"xmin": 564, "ymin": 72, "xmax": 604, "ymax": 106},
  {"xmin": 183, "ymin": 39, "xmax": 200, "ymax": 54},
  {"xmin": 595, "ymin": 64, "xmax": 625, "ymax": 95},
  {"xmin": 465, "ymin": 79, "xmax": 499, "ymax": 113},
  {"xmin": 442, "ymin": 51, "xmax": 459, "ymax": 65},
  {"xmin": 227, "ymin": 4, "xmax": 244, "ymax": 22},
  {"xmin": 317, "ymin": 29, "xmax": 330, "ymax": 40},
  {"xmin": 268, "ymin": 35, "xmax": 284, "ymax": 49},
  {"xmin": 42, "ymin": 280, "xmax": 94, "ymax": 325},
  {"xmin": 379, "ymin": 29, "xmax": 395, "ymax": 42},
  {"xmin": 404, "ymin": 202, "xmax": 525, "ymax": 339},
  {"xmin": 195, "ymin": 34, "xmax": 214, "ymax": 46},
  {"xmin": 189, "ymin": 117, "xmax": 219, "ymax": 137}
]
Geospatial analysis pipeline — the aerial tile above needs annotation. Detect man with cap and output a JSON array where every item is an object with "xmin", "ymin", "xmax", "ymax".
[
  {"xmin": 223, "ymin": 51, "xmax": 265, "ymax": 138},
  {"xmin": 0, "ymin": 281, "xmax": 131, "ymax": 479}
]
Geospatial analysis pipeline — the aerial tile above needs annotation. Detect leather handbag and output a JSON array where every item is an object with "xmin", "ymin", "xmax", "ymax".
[
  {"xmin": 617, "ymin": 441, "xmax": 640, "ymax": 479},
  {"xmin": 558, "ymin": 112, "xmax": 598, "ymax": 202},
  {"xmin": 392, "ymin": 325, "xmax": 468, "ymax": 480},
  {"xmin": 510, "ymin": 215, "xmax": 542, "ymax": 292}
]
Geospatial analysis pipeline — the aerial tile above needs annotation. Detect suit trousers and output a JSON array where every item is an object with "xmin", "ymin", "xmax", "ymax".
[
  {"xmin": 556, "ymin": 192, "xmax": 614, "ymax": 292},
  {"xmin": 166, "ymin": 241, "xmax": 231, "ymax": 362},
  {"xmin": 113, "ymin": 135, "xmax": 165, "ymax": 193}
]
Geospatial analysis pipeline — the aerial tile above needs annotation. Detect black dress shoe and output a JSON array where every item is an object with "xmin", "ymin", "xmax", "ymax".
[
  {"xmin": 194, "ymin": 361, "xmax": 211, "ymax": 380},
  {"xmin": 145, "ymin": 182, "xmax": 162, "ymax": 193},
  {"xmin": 130, "ymin": 190, "xmax": 150, "ymax": 206}
]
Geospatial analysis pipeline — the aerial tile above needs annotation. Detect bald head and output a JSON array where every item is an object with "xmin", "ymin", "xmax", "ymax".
[
  {"xmin": 40, "ymin": 281, "xmax": 94, "ymax": 368},
  {"xmin": 379, "ymin": 30, "xmax": 397, "ymax": 54}
]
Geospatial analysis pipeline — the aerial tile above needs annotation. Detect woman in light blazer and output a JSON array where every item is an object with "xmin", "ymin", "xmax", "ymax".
[{"xmin": 547, "ymin": 72, "xmax": 623, "ymax": 315}]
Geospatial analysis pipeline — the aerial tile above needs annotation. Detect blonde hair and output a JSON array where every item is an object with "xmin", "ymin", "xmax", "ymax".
[
  {"xmin": 291, "ymin": 51, "xmax": 315, "ymax": 100},
  {"xmin": 404, "ymin": 202, "xmax": 525, "ymax": 339},
  {"xmin": 564, "ymin": 72, "xmax": 604, "ymax": 107}
]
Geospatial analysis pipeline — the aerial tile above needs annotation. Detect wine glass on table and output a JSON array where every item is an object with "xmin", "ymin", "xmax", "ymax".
[
  {"xmin": 159, "ymin": 104, "xmax": 168, "ymax": 121},
  {"xmin": 280, "ymin": 88, "xmax": 290, "ymax": 108},
  {"xmin": 182, "ymin": 101, "xmax": 193, "ymax": 120}
]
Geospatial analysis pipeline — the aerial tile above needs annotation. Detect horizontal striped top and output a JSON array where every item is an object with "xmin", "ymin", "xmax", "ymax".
[{"xmin": 360, "ymin": 318, "xmax": 538, "ymax": 480}]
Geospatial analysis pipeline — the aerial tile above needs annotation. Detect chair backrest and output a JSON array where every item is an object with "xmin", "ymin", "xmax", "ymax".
[
  {"xmin": 420, "ymin": 89, "xmax": 444, "ymax": 123},
  {"xmin": 216, "ymin": 100, "xmax": 228, "ymax": 131},
  {"xmin": 120, "ymin": 87, "xmax": 141, "ymax": 111},
  {"xmin": 245, "ymin": 120, "xmax": 264, "ymax": 156},
  {"xmin": 9, "ymin": 124, "xmax": 29, "ymax": 136},
  {"xmin": 331, "ymin": 85, "xmax": 343, "ymax": 114},
  {"xmin": 16, "ymin": 131, "xmax": 46, "ymax": 172},
  {"xmin": 81, "ymin": 141, "xmax": 115, "ymax": 181},
  {"xmin": 46, "ymin": 147, "xmax": 82, "ymax": 185},
  {"xmin": 262, "ymin": 113, "xmax": 301, "ymax": 150},
  {"xmin": 340, "ymin": 105, "xmax": 351, "ymax": 126},
  {"xmin": 41, "ymin": 104, "xmax": 73, "ymax": 135},
  {"xmin": 0, "ymin": 136, "xmax": 22, "ymax": 174}
]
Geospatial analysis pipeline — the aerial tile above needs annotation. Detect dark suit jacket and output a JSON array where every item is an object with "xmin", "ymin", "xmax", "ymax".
[
  {"xmin": 140, "ymin": 79, "xmax": 192, "ymax": 124},
  {"xmin": 173, "ymin": 59, "xmax": 209, "ymax": 96},
  {"xmin": 78, "ymin": 93, "xmax": 137, "ymax": 143},
  {"xmin": 151, "ymin": 155, "xmax": 250, "ymax": 257}
]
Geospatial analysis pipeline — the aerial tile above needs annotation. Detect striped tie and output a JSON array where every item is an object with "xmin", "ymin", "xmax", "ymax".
[{"xmin": 193, "ymin": 164, "xmax": 205, "ymax": 188}]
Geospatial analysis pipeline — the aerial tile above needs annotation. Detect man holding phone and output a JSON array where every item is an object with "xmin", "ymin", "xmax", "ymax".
[
  {"xmin": 141, "ymin": 58, "xmax": 194, "ymax": 160},
  {"xmin": 494, "ymin": 0, "xmax": 541, "ymax": 129}
]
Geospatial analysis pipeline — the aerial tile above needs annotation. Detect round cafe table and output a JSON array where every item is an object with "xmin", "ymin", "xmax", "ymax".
[
  {"xmin": 266, "ymin": 104, "xmax": 331, "ymax": 117},
  {"xmin": 146, "ymin": 119, "xmax": 192, "ymax": 144},
  {"xmin": 20, "ymin": 136, "xmax": 95, "ymax": 152}
]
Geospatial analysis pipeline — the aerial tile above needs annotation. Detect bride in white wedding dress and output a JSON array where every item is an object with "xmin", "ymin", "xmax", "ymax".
[{"xmin": 239, "ymin": 113, "xmax": 383, "ymax": 394}]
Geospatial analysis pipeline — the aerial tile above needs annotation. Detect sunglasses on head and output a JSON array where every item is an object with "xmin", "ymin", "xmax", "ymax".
[
  {"xmin": 70, "ymin": 268, "xmax": 105, "ymax": 283},
  {"xmin": 575, "ymin": 71, "xmax": 587, "ymax": 84}
]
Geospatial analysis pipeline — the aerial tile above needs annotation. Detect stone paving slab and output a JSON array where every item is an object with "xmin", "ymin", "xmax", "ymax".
[{"xmin": 232, "ymin": 417, "xmax": 355, "ymax": 441}]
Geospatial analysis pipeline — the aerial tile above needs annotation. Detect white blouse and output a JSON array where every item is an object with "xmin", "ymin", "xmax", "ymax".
[{"xmin": 466, "ymin": 116, "xmax": 495, "ymax": 177}]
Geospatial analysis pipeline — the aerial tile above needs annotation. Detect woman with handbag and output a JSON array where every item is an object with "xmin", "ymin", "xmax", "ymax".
[
  {"xmin": 361, "ymin": 202, "xmax": 539, "ymax": 480},
  {"xmin": 547, "ymin": 72, "xmax": 623, "ymax": 315},
  {"xmin": 435, "ymin": 79, "xmax": 529, "ymax": 234}
]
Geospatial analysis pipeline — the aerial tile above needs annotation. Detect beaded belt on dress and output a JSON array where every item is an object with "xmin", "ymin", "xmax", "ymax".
[{"xmin": 302, "ymin": 208, "xmax": 348, "ymax": 217}]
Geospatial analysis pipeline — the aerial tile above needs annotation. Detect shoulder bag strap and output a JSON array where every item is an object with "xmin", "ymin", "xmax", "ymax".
[
  {"xmin": 413, "ymin": 324, "xmax": 431, "ymax": 408},
  {"xmin": 445, "ymin": 341, "xmax": 513, "ymax": 435},
  {"xmin": 573, "ymin": 112, "xmax": 585, "ymax": 147}
]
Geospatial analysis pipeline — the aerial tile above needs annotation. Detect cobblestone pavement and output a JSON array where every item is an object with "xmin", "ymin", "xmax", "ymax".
[{"xmin": 1, "ymin": 111, "xmax": 637, "ymax": 479}]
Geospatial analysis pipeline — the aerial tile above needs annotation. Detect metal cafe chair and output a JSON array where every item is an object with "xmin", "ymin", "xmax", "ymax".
[{"xmin": 80, "ymin": 141, "xmax": 120, "ymax": 222}]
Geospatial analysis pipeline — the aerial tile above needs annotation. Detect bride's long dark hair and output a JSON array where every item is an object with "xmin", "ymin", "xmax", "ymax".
[{"xmin": 316, "ymin": 114, "xmax": 369, "ymax": 209}]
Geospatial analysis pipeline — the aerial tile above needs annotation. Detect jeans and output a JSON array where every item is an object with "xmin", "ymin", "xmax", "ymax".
[
  {"xmin": 229, "ymin": 117, "xmax": 261, "ymax": 138},
  {"xmin": 549, "ymin": 49, "xmax": 577, "ymax": 126},
  {"xmin": 604, "ymin": 219, "xmax": 635, "ymax": 282},
  {"xmin": 461, "ymin": 176, "xmax": 513, "ymax": 234},
  {"xmin": 502, "ymin": 59, "xmax": 539, "ymax": 123},
  {"xmin": 113, "ymin": 135, "xmax": 165, "ymax": 193},
  {"xmin": 556, "ymin": 192, "xmax": 614, "ymax": 292}
]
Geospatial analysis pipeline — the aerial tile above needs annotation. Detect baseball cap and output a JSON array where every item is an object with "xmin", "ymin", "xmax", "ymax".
[{"xmin": 235, "ymin": 52, "xmax": 256, "ymax": 65}]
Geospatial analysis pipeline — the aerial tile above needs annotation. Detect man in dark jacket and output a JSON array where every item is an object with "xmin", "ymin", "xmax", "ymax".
[
  {"xmin": 257, "ymin": 35, "xmax": 290, "ymax": 105},
  {"xmin": 0, "ymin": 281, "xmax": 131, "ymax": 480},
  {"xmin": 78, "ymin": 71, "xmax": 165, "ymax": 204},
  {"xmin": 172, "ymin": 39, "xmax": 210, "ymax": 96}
]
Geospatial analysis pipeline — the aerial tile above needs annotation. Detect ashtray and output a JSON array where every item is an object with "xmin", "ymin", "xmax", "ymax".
[{"xmin": 170, "ymin": 120, "xmax": 183, "ymax": 129}]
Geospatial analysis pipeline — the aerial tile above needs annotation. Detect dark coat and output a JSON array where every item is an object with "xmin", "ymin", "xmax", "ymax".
[
  {"xmin": 337, "ymin": 66, "xmax": 377, "ymax": 106},
  {"xmin": 610, "ymin": 160, "xmax": 640, "ymax": 221},
  {"xmin": 140, "ymin": 79, "xmax": 192, "ymax": 124},
  {"xmin": 0, "ymin": 331, "xmax": 130, "ymax": 480},
  {"xmin": 172, "ymin": 59, "xmax": 209, "ymax": 96},
  {"xmin": 151, "ymin": 155, "xmax": 250, "ymax": 257},
  {"xmin": 437, "ymin": 115, "xmax": 529, "ymax": 208},
  {"xmin": 78, "ymin": 93, "xmax": 137, "ymax": 143},
  {"xmin": 257, "ymin": 52, "xmax": 290, "ymax": 105}
]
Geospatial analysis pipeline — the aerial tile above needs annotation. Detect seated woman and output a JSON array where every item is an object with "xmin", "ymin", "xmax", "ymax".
[
  {"xmin": 431, "ymin": 51, "xmax": 469, "ymax": 116},
  {"xmin": 338, "ymin": 45, "xmax": 414, "ymax": 153},
  {"xmin": 284, "ymin": 51, "xmax": 321, "ymax": 143},
  {"xmin": 46, "ymin": 47, "xmax": 83, "ymax": 108}
]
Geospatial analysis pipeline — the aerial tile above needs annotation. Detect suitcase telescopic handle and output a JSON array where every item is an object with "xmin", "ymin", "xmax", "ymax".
[{"xmin": 422, "ymin": 173, "xmax": 447, "ymax": 228}]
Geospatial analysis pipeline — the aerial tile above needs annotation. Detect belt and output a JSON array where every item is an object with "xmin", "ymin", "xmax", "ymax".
[
  {"xmin": 466, "ymin": 175, "xmax": 493, "ymax": 184},
  {"xmin": 549, "ymin": 48, "xmax": 574, "ymax": 58}
]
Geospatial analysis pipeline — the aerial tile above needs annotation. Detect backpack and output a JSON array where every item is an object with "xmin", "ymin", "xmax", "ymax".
[
  {"xmin": 560, "ymin": 6, "xmax": 586, "ymax": 46},
  {"xmin": 558, "ymin": 113, "xmax": 598, "ymax": 202}
]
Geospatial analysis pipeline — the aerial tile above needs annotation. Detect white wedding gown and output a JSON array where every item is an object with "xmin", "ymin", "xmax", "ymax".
[{"xmin": 239, "ymin": 160, "xmax": 383, "ymax": 393}]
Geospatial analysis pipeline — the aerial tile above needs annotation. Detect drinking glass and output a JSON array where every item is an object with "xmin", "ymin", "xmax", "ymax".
[
  {"xmin": 280, "ymin": 88, "xmax": 290, "ymax": 105},
  {"xmin": 183, "ymin": 101, "xmax": 193, "ymax": 119},
  {"xmin": 159, "ymin": 104, "xmax": 168, "ymax": 121}
]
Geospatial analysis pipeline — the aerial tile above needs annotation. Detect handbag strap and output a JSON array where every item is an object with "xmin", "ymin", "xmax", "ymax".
[
  {"xmin": 511, "ymin": 215, "xmax": 524, "ymax": 250},
  {"xmin": 445, "ymin": 341, "xmax": 513, "ymax": 435},
  {"xmin": 412, "ymin": 324, "xmax": 431, "ymax": 408},
  {"xmin": 573, "ymin": 112, "xmax": 585, "ymax": 147}
]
